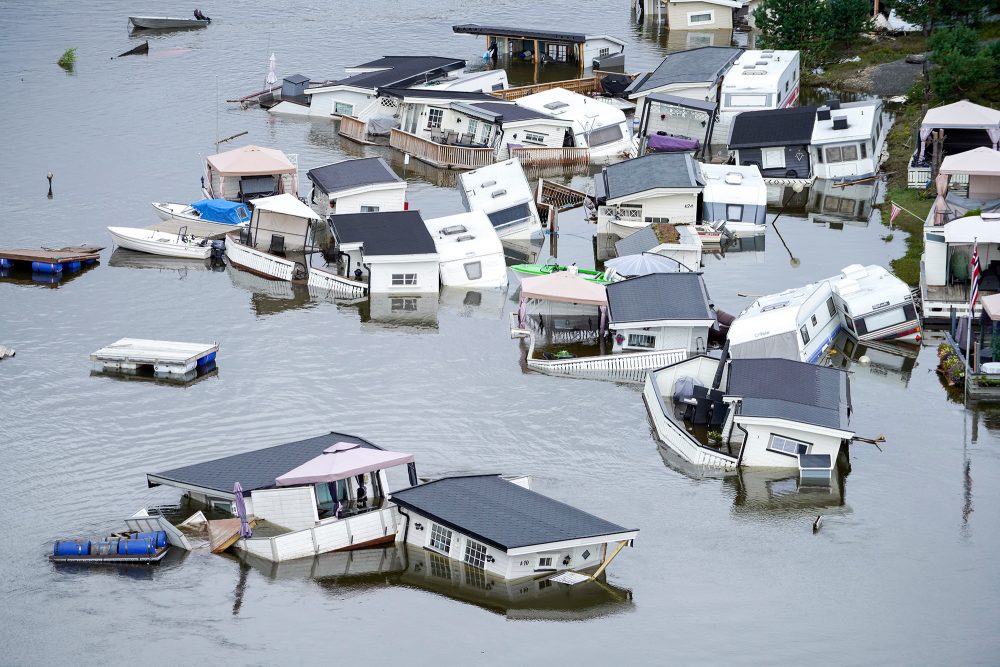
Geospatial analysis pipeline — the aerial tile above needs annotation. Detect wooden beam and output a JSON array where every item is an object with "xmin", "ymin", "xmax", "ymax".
[{"xmin": 590, "ymin": 540, "xmax": 628, "ymax": 580}]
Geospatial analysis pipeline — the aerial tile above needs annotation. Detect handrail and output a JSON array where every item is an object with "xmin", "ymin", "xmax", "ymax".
[{"xmin": 389, "ymin": 128, "xmax": 495, "ymax": 170}]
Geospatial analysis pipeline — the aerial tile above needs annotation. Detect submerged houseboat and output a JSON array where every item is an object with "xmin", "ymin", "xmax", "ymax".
[
  {"xmin": 595, "ymin": 152, "xmax": 702, "ymax": 238},
  {"xmin": 452, "ymin": 24, "xmax": 626, "ymax": 73},
  {"xmin": 224, "ymin": 193, "xmax": 321, "ymax": 282},
  {"xmin": 306, "ymin": 157, "xmax": 407, "ymax": 217},
  {"xmin": 697, "ymin": 162, "xmax": 767, "ymax": 236},
  {"xmin": 514, "ymin": 88, "xmax": 634, "ymax": 162},
  {"xmin": 625, "ymin": 46, "xmax": 742, "ymax": 120},
  {"xmin": 458, "ymin": 158, "xmax": 543, "ymax": 240},
  {"xmin": 607, "ymin": 272, "xmax": 715, "ymax": 355},
  {"xmin": 809, "ymin": 100, "xmax": 887, "ymax": 181},
  {"xmin": 728, "ymin": 106, "xmax": 816, "ymax": 184},
  {"xmin": 715, "ymin": 49, "xmax": 800, "ymax": 143}
]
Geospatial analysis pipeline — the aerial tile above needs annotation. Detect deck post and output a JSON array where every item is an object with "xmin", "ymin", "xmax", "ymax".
[{"xmin": 590, "ymin": 540, "xmax": 628, "ymax": 580}]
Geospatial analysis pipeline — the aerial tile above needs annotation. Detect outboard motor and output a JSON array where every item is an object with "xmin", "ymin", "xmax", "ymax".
[{"xmin": 210, "ymin": 239, "xmax": 225, "ymax": 268}]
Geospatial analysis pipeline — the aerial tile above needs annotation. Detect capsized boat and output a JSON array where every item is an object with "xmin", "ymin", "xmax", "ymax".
[
  {"xmin": 150, "ymin": 199, "xmax": 250, "ymax": 239},
  {"xmin": 128, "ymin": 15, "xmax": 210, "ymax": 30},
  {"xmin": 510, "ymin": 262, "xmax": 616, "ymax": 284},
  {"xmin": 108, "ymin": 226, "xmax": 213, "ymax": 259}
]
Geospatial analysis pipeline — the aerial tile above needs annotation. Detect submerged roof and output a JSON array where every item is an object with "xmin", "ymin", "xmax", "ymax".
[
  {"xmin": 206, "ymin": 145, "xmax": 296, "ymax": 176},
  {"xmin": 628, "ymin": 46, "xmax": 742, "ymax": 95},
  {"xmin": 922, "ymin": 99, "xmax": 1000, "ymax": 130},
  {"xmin": 452, "ymin": 24, "xmax": 626, "ymax": 46},
  {"xmin": 307, "ymin": 157, "xmax": 403, "ymax": 196},
  {"xmin": 147, "ymin": 432, "xmax": 381, "ymax": 496},
  {"xmin": 317, "ymin": 56, "xmax": 466, "ymax": 91},
  {"xmin": 607, "ymin": 272, "xmax": 713, "ymax": 324},
  {"xmin": 390, "ymin": 474, "xmax": 636, "ymax": 551},
  {"xmin": 727, "ymin": 358, "xmax": 852, "ymax": 431},
  {"xmin": 729, "ymin": 106, "xmax": 817, "ymax": 148},
  {"xmin": 600, "ymin": 152, "xmax": 700, "ymax": 200},
  {"xmin": 940, "ymin": 146, "xmax": 1000, "ymax": 176},
  {"xmin": 520, "ymin": 270, "xmax": 608, "ymax": 306},
  {"xmin": 329, "ymin": 210, "xmax": 438, "ymax": 256}
]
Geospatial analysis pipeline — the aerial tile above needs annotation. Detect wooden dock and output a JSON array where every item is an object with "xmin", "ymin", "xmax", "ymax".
[
  {"xmin": 90, "ymin": 338, "xmax": 219, "ymax": 376},
  {"xmin": 0, "ymin": 245, "xmax": 103, "ymax": 264}
]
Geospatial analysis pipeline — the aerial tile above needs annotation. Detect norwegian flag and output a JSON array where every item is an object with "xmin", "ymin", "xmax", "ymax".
[
  {"xmin": 889, "ymin": 202, "xmax": 902, "ymax": 224},
  {"xmin": 970, "ymin": 241, "xmax": 982, "ymax": 312}
]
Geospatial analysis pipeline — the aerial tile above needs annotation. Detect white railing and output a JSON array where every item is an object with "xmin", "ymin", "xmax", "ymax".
[
  {"xmin": 598, "ymin": 205, "xmax": 642, "ymax": 221},
  {"xmin": 225, "ymin": 237, "xmax": 297, "ymax": 281},
  {"xmin": 239, "ymin": 506, "xmax": 400, "ymax": 562},
  {"xmin": 642, "ymin": 376, "xmax": 738, "ymax": 469},
  {"xmin": 389, "ymin": 128, "xmax": 496, "ymax": 170},
  {"xmin": 307, "ymin": 266, "xmax": 368, "ymax": 298}
]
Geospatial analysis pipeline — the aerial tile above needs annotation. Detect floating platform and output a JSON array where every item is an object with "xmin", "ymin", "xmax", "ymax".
[
  {"xmin": 50, "ymin": 547, "xmax": 170, "ymax": 565},
  {"xmin": 0, "ymin": 245, "xmax": 103, "ymax": 274},
  {"xmin": 90, "ymin": 338, "xmax": 219, "ymax": 376},
  {"xmin": 0, "ymin": 345, "xmax": 13, "ymax": 360}
]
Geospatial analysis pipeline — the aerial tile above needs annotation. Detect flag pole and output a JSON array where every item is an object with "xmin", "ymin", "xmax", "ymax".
[
  {"xmin": 965, "ymin": 237, "xmax": 979, "ymax": 403},
  {"xmin": 888, "ymin": 201, "xmax": 927, "ymax": 224}
]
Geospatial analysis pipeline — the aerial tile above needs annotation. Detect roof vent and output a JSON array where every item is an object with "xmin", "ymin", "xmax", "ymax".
[
  {"xmin": 761, "ymin": 53, "xmax": 774, "ymax": 59},
  {"xmin": 762, "ymin": 49, "xmax": 775, "ymax": 54},
  {"xmin": 743, "ymin": 65, "xmax": 756, "ymax": 70},
  {"xmin": 456, "ymin": 234, "xmax": 475, "ymax": 242},
  {"xmin": 756, "ymin": 61, "xmax": 768, "ymax": 66},
  {"xmin": 817, "ymin": 106, "xmax": 831, "ymax": 121},
  {"xmin": 724, "ymin": 172, "xmax": 743, "ymax": 185},
  {"xmin": 543, "ymin": 101, "xmax": 569, "ymax": 110},
  {"xmin": 827, "ymin": 99, "xmax": 841, "ymax": 110},
  {"xmin": 762, "ymin": 302, "xmax": 789, "ymax": 311},
  {"xmin": 441, "ymin": 225, "xmax": 468, "ymax": 235},
  {"xmin": 480, "ymin": 180, "xmax": 497, "ymax": 188},
  {"xmin": 832, "ymin": 116, "xmax": 848, "ymax": 130},
  {"xmin": 491, "ymin": 189, "xmax": 507, "ymax": 198}
]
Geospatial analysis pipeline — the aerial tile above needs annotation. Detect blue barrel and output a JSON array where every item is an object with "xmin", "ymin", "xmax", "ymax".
[
  {"xmin": 94, "ymin": 540, "xmax": 116, "ymax": 556},
  {"xmin": 196, "ymin": 351, "xmax": 217, "ymax": 366},
  {"xmin": 118, "ymin": 539, "xmax": 155, "ymax": 556},
  {"xmin": 31, "ymin": 261, "xmax": 62, "ymax": 273},
  {"xmin": 0, "ymin": 258, "xmax": 10, "ymax": 268},
  {"xmin": 64, "ymin": 261, "xmax": 82, "ymax": 272},
  {"xmin": 135, "ymin": 531, "xmax": 167, "ymax": 548},
  {"xmin": 53, "ymin": 540, "xmax": 91, "ymax": 557},
  {"xmin": 84, "ymin": 259, "xmax": 97, "ymax": 265},
  {"xmin": 32, "ymin": 272, "xmax": 61, "ymax": 285}
]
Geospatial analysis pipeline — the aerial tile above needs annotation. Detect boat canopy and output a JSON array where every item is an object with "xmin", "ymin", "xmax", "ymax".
[
  {"xmin": 206, "ymin": 145, "xmax": 296, "ymax": 176},
  {"xmin": 191, "ymin": 199, "xmax": 250, "ymax": 224},
  {"xmin": 942, "ymin": 215, "xmax": 1000, "ymax": 244},
  {"xmin": 275, "ymin": 442, "xmax": 414, "ymax": 486},
  {"xmin": 981, "ymin": 293, "xmax": 1000, "ymax": 320},
  {"xmin": 520, "ymin": 270, "xmax": 608, "ymax": 306},
  {"xmin": 250, "ymin": 193, "xmax": 322, "ymax": 220}
]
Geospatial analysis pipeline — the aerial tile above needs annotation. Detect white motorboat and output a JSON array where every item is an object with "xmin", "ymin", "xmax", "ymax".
[
  {"xmin": 108, "ymin": 227, "xmax": 212, "ymax": 260},
  {"xmin": 150, "ymin": 200, "xmax": 249, "ymax": 240},
  {"xmin": 128, "ymin": 16, "xmax": 210, "ymax": 30}
]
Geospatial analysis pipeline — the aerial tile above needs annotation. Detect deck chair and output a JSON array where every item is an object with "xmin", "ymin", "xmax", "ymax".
[
  {"xmin": 709, "ymin": 401, "xmax": 728, "ymax": 428},
  {"xmin": 268, "ymin": 234, "xmax": 286, "ymax": 256},
  {"xmin": 690, "ymin": 386, "xmax": 711, "ymax": 425}
]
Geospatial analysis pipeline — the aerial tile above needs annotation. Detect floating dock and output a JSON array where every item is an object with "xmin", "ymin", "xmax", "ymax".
[
  {"xmin": 90, "ymin": 338, "xmax": 219, "ymax": 376},
  {"xmin": 0, "ymin": 245, "xmax": 103, "ymax": 274}
]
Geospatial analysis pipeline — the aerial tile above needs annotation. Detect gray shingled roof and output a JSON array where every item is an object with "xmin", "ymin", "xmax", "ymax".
[
  {"xmin": 379, "ymin": 87, "xmax": 498, "ymax": 102},
  {"xmin": 307, "ymin": 157, "xmax": 402, "ymax": 196},
  {"xmin": 453, "ymin": 24, "xmax": 588, "ymax": 43},
  {"xmin": 628, "ymin": 47, "xmax": 742, "ymax": 95},
  {"xmin": 147, "ymin": 432, "xmax": 380, "ymax": 496},
  {"xmin": 464, "ymin": 100, "xmax": 556, "ymax": 124},
  {"xmin": 607, "ymin": 272, "xmax": 713, "ymax": 324},
  {"xmin": 727, "ymin": 358, "xmax": 852, "ymax": 431},
  {"xmin": 390, "ymin": 475, "xmax": 635, "ymax": 551},
  {"xmin": 728, "ymin": 106, "xmax": 817, "ymax": 149},
  {"xmin": 600, "ymin": 152, "xmax": 699, "ymax": 201},
  {"xmin": 614, "ymin": 225, "xmax": 658, "ymax": 257},
  {"xmin": 331, "ymin": 56, "xmax": 466, "ymax": 90},
  {"xmin": 329, "ymin": 210, "xmax": 437, "ymax": 256}
]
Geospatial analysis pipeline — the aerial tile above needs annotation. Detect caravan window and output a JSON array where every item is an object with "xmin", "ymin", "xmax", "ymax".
[
  {"xmin": 726, "ymin": 204, "xmax": 744, "ymax": 221},
  {"xmin": 464, "ymin": 261, "xmax": 483, "ymax": 280},
  {"xmin": 487, "ymin": 203, "xmax": 533, "ymax": 230},
  {"xmin": 827, "ymin": 297, "xmax": 837, "ymax": 317},
  {"xmin": 825, "ymin": 145, "xmax": 858, "ymax": 163},
  {"xmin": 586, "ymin": 124, "xmax": 624, "ymax": 148},
  {"xmin": 768, "ymin": 435, "xmax": 811, "ymax": 457},
  {"xmin": 864, "ymin": 307, "xmax": 906, "ymax": 333},
  {"xmin": 800, "ymin": 325, "xmax": 810, "ymax": 344}
]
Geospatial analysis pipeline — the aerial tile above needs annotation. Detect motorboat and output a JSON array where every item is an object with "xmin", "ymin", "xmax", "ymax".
[
  {"xmin": 108, "ymin": 226, "xmax": 213, "ymax": 260},
  {"xmin": 128, "ymin": 15, "xmax": 210, "ymax": 30},
  {"xmin": 150, "ymin": 199, "xmax": 249, "ymax": 240}
]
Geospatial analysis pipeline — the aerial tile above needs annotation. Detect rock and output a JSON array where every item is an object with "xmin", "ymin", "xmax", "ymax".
[{"xmin": 905, "ymin": 53, "xmax": 927, "ymax": 64}]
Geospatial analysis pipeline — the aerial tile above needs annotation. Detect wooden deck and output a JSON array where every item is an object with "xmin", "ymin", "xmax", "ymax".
[
  {"xmin": 338, "ymin": 115, "xmax": 375, "ymax": 145},
  {"xmin": 389, "ymin": 129, "xmax": 495, "ymax": 170},
  {"xmin": 0, "ymin": 245, "xmax": 103, "ymax": 264},
  {"xmin": 511, "ymin": 146, "xmax": 590, "ymax": 168},
  {"xmin": 492, "ymin": 71, "xmax": 639, "ymax": 101}
]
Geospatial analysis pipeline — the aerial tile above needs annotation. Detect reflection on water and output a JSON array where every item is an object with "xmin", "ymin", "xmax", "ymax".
[
  {"xmin": 806, "ymin": 179, "xmax": 881, "ymax": 229},
  {"xmin": 225, "ymin": 265, "xmax": 314, "ymax": 317},
  {"xmin": 89, "ymin": 365, "xmax": 219, "ymax": 387},
  {"xmin": 355, "ymin": 293, "xmax": 440, "ymax": 331},
  {"xmin": 109, "ymin": 247, "xmax": 214, "ymax": 275},
  {"xmin": 439, "ymin": 286, "xmax": 507, "ymax": 320},
  {"xmin": 0, "ymin": 261, "xmax": 100, "ymax": 288}
]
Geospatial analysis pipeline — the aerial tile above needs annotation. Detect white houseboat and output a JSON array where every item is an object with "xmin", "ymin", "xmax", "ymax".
[
  {"xmin": 595, "ymin": 152, "xmax": 702, "ymax": 238},
  {"xmin": 392, "ymin": 474, "xmax": 638, "ymax": 581},
  {"xmin": 729, "ymin": 106, "xmax": 816, "ymax": 183},
  {"xmin": 809, "ymin": 100, "xmax": 887, "ymax": 181},
  {"xmin": 607, "ymin": 272, "xmax": 715, "ymax": 355},
  {"xmin": 458, "ymin": 158, "xmax": 543, "ymax": 240},
  {"xmin": 225, "ymin": 193, "xmax": 321, "ymax": 282},
  {"xmin": 452, "ymin": 24, "xmax": 626, "ymax": 73},
  {"xmin": 697, "ymin": 162, "xmax": 767, "ymax": 236},
  {"xmin": 643, "ymin": 354, "xmax": 854, "ymax": 471},
  {"xmin": 664, "ymin": 0, "xmax": 744, "ymax": 30},
  {"xmin": 514, "ymin": 88, "xmax": 634, "ymax": 162},
  {"xmin": 715, "ymin": 49, "xmax": 800, "ymax": 143},
  {"xmin": 423, "ymin": 211, "xmax": 508, "ymax": 289},
  {"xmin": 328, "ymin": 210, "xmax": 440, "ymax": 294},
  {"xmin": 614, "ymin": 223, "xmax": 703, "ymax": 272},
  {"xmin": 203, "ymin": 145, "xmax": 298, "ymax": 202},
  {"xmin": 829, "ymin": 264, "xmax": 920, "ymax": 342},
  {"xmin": 625, "ymin": 46, "xmax": 742, "ymax": 120},
  {"xmin": 306, "ymin": 157, "xmax": 407, "ymax": 217}
]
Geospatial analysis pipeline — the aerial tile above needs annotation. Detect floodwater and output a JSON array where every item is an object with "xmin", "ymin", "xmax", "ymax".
[{"xmin": 2, "ymin": 2, "xmax": 999, "ymax": 664}]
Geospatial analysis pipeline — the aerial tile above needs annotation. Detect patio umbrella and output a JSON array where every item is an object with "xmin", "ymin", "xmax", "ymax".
[
  {"xmin": 233, "ymin": 481, "xmax": 252, "ymax": 538},
  {"xmin": 934, "ymin": 173, "xmax": 951, "ymax": 226},
  {"xmin": 265, "ymin": 53, "xmax": 277, "ymax": 87},
  {"xmin": 605, "ymin": 252, "xmax": 681, "ymax": 277},
  {"xmin": 517, "ymin": 295, "xmax": 527, "ymax": 327}
]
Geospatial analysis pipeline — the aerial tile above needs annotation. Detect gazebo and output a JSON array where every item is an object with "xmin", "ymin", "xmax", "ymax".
[
  {"xmin": 204, "ymin": 145, "xmax": 298, "ymax": 202},
  {"xmin": 915, "ymin": 100, "xmax": 1000, "ymax": 166},
  {"xmin": 517, "ymin": 269, "xmax": 609, "ymax": 334},
  {"xmin": 940, "ymin": 146, "xmax": 1000, "ymax": 203}
]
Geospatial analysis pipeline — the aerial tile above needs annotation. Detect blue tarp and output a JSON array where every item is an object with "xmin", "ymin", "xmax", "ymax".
[{"xmin": 190, "ymin": 199, "xmax": 250, "ymax": 225}]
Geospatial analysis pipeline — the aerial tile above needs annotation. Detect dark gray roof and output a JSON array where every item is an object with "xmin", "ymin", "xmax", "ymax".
[
  {"xmin": 284, "ymin": 74, "xmax": 309, "ymax": 84},
  {"xmin": 147, "ymin": 432, "xmax": 380, "ymax": 496},
  {"xmin": 607, "ymin": 272, "xmax": 713, "ymax": 324},
  {"xmin": 307, "ymin": 157, "xmax": 402, "ymax": 195},
  {"xmin": 628, "ymin": 47, "xmax": 742, "ymax": 95},
  {"xmin": 614, "ymin": 225, "xmax": 658, "ymax": 257},
  {"xmin": 329, "ymin": 210, "xmax": 437, "ymax": 256},
  {"xmin": 728, "ymin": 106, "xmax": 818, "ymax": 149},
  {"xmin": 727, "ymin": 358, "xmax": 852, "ymax": 431},
  {"xmin": 600, "ymin": 152, "xmax": 699, "ymax": 201},
  {"xmin": 390, "ymin": 475, "xmax": 635, "ymax": 551},
  {"xmin": 379, "ymin": 87, "xmax": 498, "ymax": 102},
  {"xmin": 453, "ymin": 24, "xmax": 588, "ymax": 43},
  {"xmin": 463, "ymin": 101, "xmax": 555, "ymax": 124},
  {"xmin": 330, "ymin": 56, "xmax": 466, "ymax": 90},
  {"xmin": 645, "ymin": 92, "xmax": 717, "ymax": 112}
]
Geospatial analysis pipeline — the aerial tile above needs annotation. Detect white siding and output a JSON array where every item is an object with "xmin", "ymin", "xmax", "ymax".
[
  {"xmin": 583, "ymin": 38, "xmax": 623, "ymax": 65},
  {"xmin": 335, "ymin": 187, "xmax": 407, "ymax": 215},
  {"xmin": 308, "ymin": 88, "xmax": 374, "ymax": 118},
  {"xmin": 612, "ymin": 324, "xmax": 710, "ymax": 353},
  {"xmin": 250, "ymin": 486, "xmax": 318, "ymax": 531},
  {"xmin": 667, "ymin": 2, "xmax": 733, "ymax": 30},
  {"xmin": 369, "ymin": 259, "xmax": 440, "ymax": 294},
  {"xmin": 503, "ymin": 122, "xmax": 571, "ymax": 150},
  {"xmin": 625, "ymin": 192, "xmax": 701, "ymax": 224},
  {"xmin": 737, "ymin": 422, "xmax": 844, "ymax": 468}
]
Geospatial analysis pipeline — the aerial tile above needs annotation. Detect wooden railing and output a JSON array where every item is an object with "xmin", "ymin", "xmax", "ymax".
[
  {"xmin": 492, "ymin": 71, "xmax": 640, "ymax": 101},
  {"xmin": 510, "ymin": 146, "xmax": 590, "ymax": 168},
  {"xmin": 539, "ymin": 178, "xmax": 589, "ymax": 211},
  {"xmin": 389, "ymin": 129, "xmax": 495, "ymax": 170},
  {"xmin": 338, "ymin": 115, "xmax": 369, "ymax": 144}
]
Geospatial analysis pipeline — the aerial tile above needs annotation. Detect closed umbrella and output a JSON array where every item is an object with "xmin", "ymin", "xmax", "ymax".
[
  {"xmin": 605, "ymin": 252, "xmax": 682, "ymax": 277},
  {"xmin": 934, "ymin": 173, "xmax": 951, "ymax": 226},
  {"xmin": 265, "ymin": 53, "xmax": 277, "ymax": 87},
  {"xmin": 233, "ymin": 482, "xmax": 252, "ymax": 538}
]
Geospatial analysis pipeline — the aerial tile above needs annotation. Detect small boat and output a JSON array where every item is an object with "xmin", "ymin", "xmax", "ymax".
[
  {"xmin": 50, "ymin": 530, "xmax": 170, "ymax": 565},
  {"xmin": 150, "ymin": 199, "xmax": 250, "ymax": 240},
  {"xmin": 128, "ymin": 15, "xmax": 210, "ymax": 30},
  {"xmin": 510, "ymin": 262, "xmax": 615, "ymax": 284},
  {"xmin": 691, "ymin": 223, "xmax": 725, "ymax": 245},
  {"xmin": 108, "ymin": 226, "xmax": 213, "ymax": 259}
]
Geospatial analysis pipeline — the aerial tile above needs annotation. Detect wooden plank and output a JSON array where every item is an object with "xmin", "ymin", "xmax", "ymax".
[
  {"xmin": 0, "ymin": 246, "xmax": 104, "ymax": 263},
  {"xmin": 208, "ymin": 518, "xmax": 256, "ymax": 554},
  {"xmin": 90, "ymin": 338, "xmax": 218, "ymax": 365}
]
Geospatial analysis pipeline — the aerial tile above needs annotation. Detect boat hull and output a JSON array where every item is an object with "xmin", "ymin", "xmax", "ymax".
[
  {"xmin": 107, "ymin": 227, "xmax": 212, "ymax": 259},
  {"xmin": 128, "ymin": 16, "xmax": 210, "ymax": 29},
  {"xmin": 149, "ymin": 202, "xmax": 242, "ymax": 240}
]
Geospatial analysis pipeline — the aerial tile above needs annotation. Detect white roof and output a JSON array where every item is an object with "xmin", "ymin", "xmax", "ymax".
[
  {"xmin": 940, "ymin": 146, "xmax": 1000, "ymax": 176},
  {"xmin": 943, "ymin": 215, "xmax": 1000, "ymax": 244},
  {"xmin": 423, "ymin": 211, "xmax": 503, "ymax": 260},
  {"xmin": 459, "ymin": 158, "xmax": 535, "ymax": 214},
  {"xmin": 584, "ymin": 34, "xmax": 627, "ymax": 47},
  {"xmin": 250, "ymin": 194, "xmax": 322, "ymax": 220},
  {"xmin": 722, "ymin": 49, "xmax": 799, "ymax": 94},
  {"xmin": 827, "ymin": 264, "xmax": 911, "ymax": 312},
  {"xmin": 811, "ymin": 100, "xmax": 881, "ymax": 145},
  {"xmin": 515, "ymin": 88, "xmax": 627, "ymax": 137},
  {"xmin": 922, "ymin": 100, "xmax": 1000, "ymax": 130},
  {"xmin": 697, "ymin": 163, "xmax": 767, "ymax": 206},
  {"xmin": 728, "ymin": 281, "xmax": 833, "ymax": 345}
]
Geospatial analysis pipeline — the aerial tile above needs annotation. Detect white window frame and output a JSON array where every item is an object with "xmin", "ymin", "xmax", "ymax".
[
  {"xmin": 524, "ymin": 131, "xmax": 546, "ymax": 145},
  {"xmin": 426, "ymin": 107, "xmax": 444, "ymax": 129},
  {"xmin": 428, "ymin": 523, "xmax": 453, "ymax": 555},
  {"xmin": 334, "ymin": 101, "xmax": 354, "ymax": 117},
  {"xmin": 627, "ymin": 333, "xmax": 656, "ymax": 349},
  {"xmin": 767, "ymin": 434, "xmax": 811, "ymax": 458},
  {"xmin": 360, "ymin": 205, "xmax": 380, "ymax": 213},
  {"xmin": 463, "ymin": 261, "xmax": 483, "ymax": 281},
  {"xmin": 464, "ymin": 539, "xmax": 488, "ymax": 570},
  {"xmin": 825, "ymin": 144, "xmax": 859, "ymax": 163},
  {"xmin": 725, "ymin": 204, "xmax": 744, "ymax": 221},
  {"xmin": 391, "ymin": 273, "xmax": 418, "ymax": 286},
  {"xmin": 599, "ymin": 47, "xmax": 610, "ymax": 57},
  {"xmin": 762, "ymin": 147, "xmax": 786, "ymax": 169},
  {"xmin": 687, "ymin": 9, "xmax": 714, "ymax": 25},
  {"xmin": 467, "ymin": 118, "xmax": 479, "ymax": 140}
]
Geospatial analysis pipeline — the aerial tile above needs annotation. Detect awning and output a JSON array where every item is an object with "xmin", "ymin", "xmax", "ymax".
[
  {"xmin": 940, "ymin": 146, "xmax": 1000, "ymax": 176},
  {"xmin": 520, "ymin": 270, "xmax": 608, "ymax": 306},
  {"xmin": 982, "ymin": 293, "xmax": 1000, "ymax": 320},
  {"xmin": 275, "ymin": 442, "xmax": 414, "ymax": 486},
  {"xmin": 206, "ymin": 145, "xmax": 297, "ymax": 176},
  {"xmin": 250, "ymin": 193, "xmax": 322, "ymax": 220},
  {"xmin": 922, "ymin": 100, "xmax": 1000, "ymax": 131},
  {"xmin": 942, "ymin": 215, "xmax": 1000, "ymax": 244}
]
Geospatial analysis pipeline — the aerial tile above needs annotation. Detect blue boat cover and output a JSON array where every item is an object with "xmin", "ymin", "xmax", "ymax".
[{"xmin": 190, "ymin": 199, "xmax": 250, "ymax": 225}]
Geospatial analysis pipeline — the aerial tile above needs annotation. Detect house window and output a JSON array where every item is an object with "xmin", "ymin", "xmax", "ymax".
[
  {"xmin": 464, "ymin": 261, "xmax": 482, "ymax": 280},
  {"xmin": 428, "ymin": 523, "xmax": 453, "ymax": 554},
  {"xmin": 360, "ymin": 205, "xmax": 380, "ymax": 213},
  {"xmin": 860, "ymin": 143, "xmax": 868, "ymax": 158},
  {"xmin": 467, "ymin": 118, "xmax": 479, "ymax": 140},
  {"xmin": 546, "ymin": 44, "xmax": 568, "ymax": 62},
  {"xmin": 644, "ymin": 216, "xmax": 670, "ymax": 224},
  {"xmin": 599, "ymin": 47, "xmax": 610, "ymax": 57},
  {"xmin": 800, "ymin": 324, "xmax": 810, "ymax": 344},
  {"xmin": 627, "ymin": 333, "xmax": 656, "ymax": 349},
  {"xmin": 524, "ymin": 131, "xmax": 546, "ymax": 145},
  {"xmin": 334, "ymin": 102, "xmax": 354, "ymax": 116},
  {"xmin": 536, "ymin": 556, "xmax": 556, "ymax": 571},
  {"xmin": 464, "ymin": 540, "xmax": 488, "ymax": 569},
  {"xmin": 827, "ymin": 297, "xmax": 837, "ymax": 317},
  {"xmin": 726, "ymin": 204, "xmax": 744, "ymax": 221},
  {"xmin": 762, "ymin": 147, "xmax": 785, "ymax": 169},
  {"xmin": 427, "ymin": 107, "xmax": 444, "ymax": 128},
  {"xmin": 810, "ymin": 314, "xmax": 818, "ymax": 327},
  {"xmin": 391, "ymin": 273, "xmax": 418, "ymax": 286},
  {"xmin": 391, "ymin": 298, "xmax": 417, "ymax": 312},
  {"xmin": 687, "ymin": 10, "xmax": 714, "ymax": 25},
  {"xmin": 825, "ymin": 145, "xmax": 859, "ymax": 163},
  {"xmin": 768, "ymin": 434, "xmax": 811, "ymax": 457}
]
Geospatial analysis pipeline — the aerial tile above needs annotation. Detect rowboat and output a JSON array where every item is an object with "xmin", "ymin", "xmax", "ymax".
[
  {"xmin": 510, "ymin": 263, "xmax": 614, "ymax": 284},
  {"xmin": 108, "ymin": 226, "xmax": 213, "ymax": 259},
  {"xmin": 150, "ymin": 199, "xmax": 249, "ymax": 240},
  {"xmin": 128, "ymin": 16, "xmax": 210, "ymax": 30}
]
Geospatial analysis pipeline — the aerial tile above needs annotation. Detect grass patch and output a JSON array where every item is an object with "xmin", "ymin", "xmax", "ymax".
[
  {"xmin": 652, "ymin": 223, "xmax": 679, "ymax": 244},
  {"xmin": 57, "ymin": 47, "xmax": 76, "ymax": 71}
]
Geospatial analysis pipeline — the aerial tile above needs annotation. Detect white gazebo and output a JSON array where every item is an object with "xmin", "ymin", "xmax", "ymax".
[
  {"xmin": 516, "ymin": 270, "xmax": 609, "ymax": 336},
  {"xmin": 910, "ymin": 100, "xmax": 1000, "ymax": 189},
  {"xmin": 940, "ymin": 146, "xmax": 1000, "ymax": 204}
]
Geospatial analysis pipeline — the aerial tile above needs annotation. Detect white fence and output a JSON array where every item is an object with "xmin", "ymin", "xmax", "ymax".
[
  {"xmin": 642, "ymin": 376, "xmax": 738, "ymax": 469},
  {"xmin": 239, "ymin": 506, "xmax": 400, "ymax": 562}
]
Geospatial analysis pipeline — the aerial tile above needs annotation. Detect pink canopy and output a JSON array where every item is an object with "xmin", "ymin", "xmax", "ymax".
[
  {"xmin": 275, "ymin": 442, "xmax": 414, "ymax": 487},
  {"xmin": 519, "ymin": 271, "xmax": 608, "ymax": 306},
  {"xmin": 207, "ymin": 145, "xmax": 297, "ymax": 176}
]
